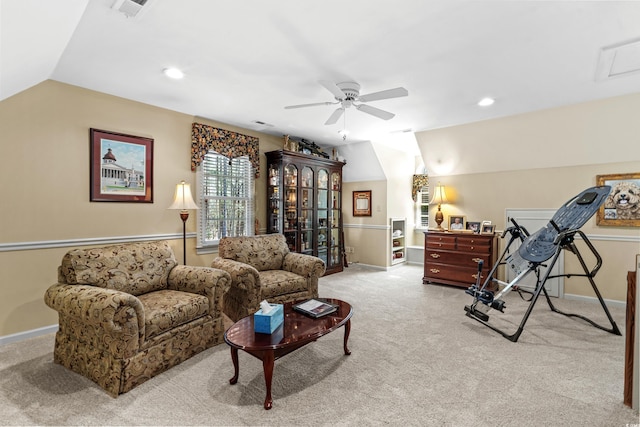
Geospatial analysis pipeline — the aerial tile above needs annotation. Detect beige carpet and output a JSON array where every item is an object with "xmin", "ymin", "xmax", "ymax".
[{"xmin": 0, "ymin": 264, "xmax": 637, "ymax": 426}]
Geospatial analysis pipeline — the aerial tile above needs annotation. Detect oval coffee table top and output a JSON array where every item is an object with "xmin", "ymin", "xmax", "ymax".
[{"xmin": 224, "ymin": 298, "xmax": 352, "ymax": 351}]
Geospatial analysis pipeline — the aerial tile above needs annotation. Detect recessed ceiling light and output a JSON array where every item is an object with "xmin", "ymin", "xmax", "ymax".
[
  {"xmin": 478, "ymin": 97, "xmax": 495, "ymax": 107},
  {"xmin": 163, "ymin": 67, "xmax": 184, "ymax": 79}
]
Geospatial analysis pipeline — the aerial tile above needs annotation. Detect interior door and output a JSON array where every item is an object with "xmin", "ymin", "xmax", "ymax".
[{"xmin": 505, "ymin": 209, "xmax": 563, "ymax": 298}]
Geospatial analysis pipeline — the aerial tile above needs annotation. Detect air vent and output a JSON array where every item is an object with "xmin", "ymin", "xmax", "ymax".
[
  {"xmin": 112, "ymin": 0, "xmax": 150, "ymax": 18},
  {"xmin": 595, "ymin": 38, "xmax": 640, "ymax": 81}
]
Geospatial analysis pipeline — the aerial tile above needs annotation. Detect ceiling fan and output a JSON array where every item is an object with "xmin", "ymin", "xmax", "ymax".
[{"xmin": 285, "ymin": 80, "xmax": 408, "ymax": 125}]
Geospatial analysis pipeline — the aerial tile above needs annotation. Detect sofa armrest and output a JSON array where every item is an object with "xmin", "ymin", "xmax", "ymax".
[
  {"xmin": 211, "ymin": 257, "xmax": 260, "ymax": 294},
  {"xmin": 283, "ymin": 252, "xmax": 326, "ymax": 278},
  {"xmin": 44, "ymin": 283, "xmax": 145, "ymax": 353},
  {"xmin": 167, "ymin": 265, "xmax": 231, "ymax": 318}
]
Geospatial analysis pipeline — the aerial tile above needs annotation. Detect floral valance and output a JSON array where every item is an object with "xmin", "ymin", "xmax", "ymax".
[
  {"xmin": 412, "ymin": 174, "xmax": 429, "ymax": 202},
  {"xmin": 191, "ymin": 123, "xmax": 260, "ymax": 177}
]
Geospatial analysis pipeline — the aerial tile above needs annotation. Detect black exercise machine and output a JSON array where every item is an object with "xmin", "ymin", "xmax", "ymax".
[{"xmin": 464, "ymin": 185, "xmax": 622, "ymax": 342}]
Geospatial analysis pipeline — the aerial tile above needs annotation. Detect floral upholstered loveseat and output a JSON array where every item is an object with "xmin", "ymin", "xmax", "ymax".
[
  {"xmin": 44, "ymin": 240, "xmax": 231, "ymax": 397},
  {"xmin": 211, "ymin": 234, "xmax": 326, "ymax": 322}
]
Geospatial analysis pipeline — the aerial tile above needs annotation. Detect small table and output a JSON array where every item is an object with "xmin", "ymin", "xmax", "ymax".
[{"xmin": 224, "ymin": 298, "xmax": 353, "ymax": 409}]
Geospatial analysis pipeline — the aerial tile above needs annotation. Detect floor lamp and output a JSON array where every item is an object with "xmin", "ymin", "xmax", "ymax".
[{"xmin": 168, "ymin": 180, "xmax": 199, "ymax": 265}]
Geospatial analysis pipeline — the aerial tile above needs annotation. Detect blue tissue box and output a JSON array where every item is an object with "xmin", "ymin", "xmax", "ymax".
[{"xmin": 254, "ymin": 304, "xmax": 284, "ymax": 334}]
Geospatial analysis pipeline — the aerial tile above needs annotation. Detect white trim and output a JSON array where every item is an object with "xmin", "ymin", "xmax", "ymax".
[
  {"xmin": 344, "ymin": 223, "xmax": 389, "ymax": 230},
  {"xmin": 563, "ymin": 293, "xmax": 626, "ymax": 308},
  {"xmin": 0, "ymin": 325, "xmax": 58, "ymax": 346},
  {"xmin": 0, "ymin": 233, "xmax": 192, "ymax": 252}
]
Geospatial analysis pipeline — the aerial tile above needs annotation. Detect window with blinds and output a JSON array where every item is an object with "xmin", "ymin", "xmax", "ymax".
[
  {"xmin": 197, "ymin": 152, "xmax": 254, "ymax": 248},
  {"xmin": 417, "ymin": 190, "xmax": 429, "ymax": 228}
]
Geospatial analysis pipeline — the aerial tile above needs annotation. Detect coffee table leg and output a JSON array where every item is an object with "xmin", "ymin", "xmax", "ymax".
[
  {"xmin": 229, "ymin": 347, "xmax": 239, "ymax": 385},
  {"xmin": 262, "ymin": 350, "xmax": 275, "ymax": 410},
  {"xmin": 343, "ymin": 319, "xmax": 351, "ymax": 355}
]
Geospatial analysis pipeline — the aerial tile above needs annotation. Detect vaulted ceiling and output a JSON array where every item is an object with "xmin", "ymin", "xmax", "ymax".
[{"xmin": 3, "ymin": 0, "xmax": 640, "ymax": 153}]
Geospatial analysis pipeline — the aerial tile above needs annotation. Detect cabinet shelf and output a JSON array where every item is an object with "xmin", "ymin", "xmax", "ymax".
[{"xmin": 390, "ymin": 218, "xmax": 406, "ymax": 266}]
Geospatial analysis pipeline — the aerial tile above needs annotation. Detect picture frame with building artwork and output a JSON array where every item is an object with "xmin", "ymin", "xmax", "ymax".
[
  {"xmin": 90, "ymin": 128, "xmax": 153, "ymax": 202},
  {"xmin": 596, "ymin": 172, "xmax": 640, "ymax": 227}
]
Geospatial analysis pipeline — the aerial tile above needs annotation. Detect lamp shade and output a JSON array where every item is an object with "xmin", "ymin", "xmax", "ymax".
[
  {"xmin": 430, "ymin": 183, "xmax": 449, "ymax": 205},
  {"xmin": 168, "ymin": 181, "xmax": 199, "ymax": 211}
]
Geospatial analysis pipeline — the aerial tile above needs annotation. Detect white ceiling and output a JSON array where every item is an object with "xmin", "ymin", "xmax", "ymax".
[{"xmin": 3, "ymin": 0, "xmax": 640, "ymax": 154}]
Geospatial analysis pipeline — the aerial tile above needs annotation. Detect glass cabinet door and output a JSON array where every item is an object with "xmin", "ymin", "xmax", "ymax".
[
  {"xmin": 300, "ymin": 166, "xmax": 314, "ymax": 254},
  {"xmin": 267, "ymin": 164, "xmax": 281, "ymax": 233},
  {"xmin": 329, "ymin": 171, "xmax": 342, "ymax": 269},
  {"xmin": 316, "ymin": 169, "xmax": 329, "ymax": 265},
  {"xmin": 284, "ymin": 164, "xmax": 298, "ymax": 251}
]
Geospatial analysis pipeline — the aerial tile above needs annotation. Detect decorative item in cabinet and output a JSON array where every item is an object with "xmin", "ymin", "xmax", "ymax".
[
  {"xmin": 423, "ymin": 231, "xmax": 498, "ymax": 289},
  {"xmin": 390, "ymin": 218, "xmax": 406, "ymax": 266},
  {"xmin": 266, "ymin": 150, "xmax": 345, "ymax": 275}
]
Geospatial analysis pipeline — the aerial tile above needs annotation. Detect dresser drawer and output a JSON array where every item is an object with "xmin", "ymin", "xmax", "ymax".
[
  {"xmin": 426, "ymin": 241, "xmax": 456, "ymax": 250},
  {"xmin": 456, "ymin": 242, "xmax": 490, "ymax": 253},
  {"xmin": 424, "ymin": 262, "xmax": 485, "ymax": 286},
  {"xmin": 425, "ymin": 250, "xmax": 490, "ymax": 268}
]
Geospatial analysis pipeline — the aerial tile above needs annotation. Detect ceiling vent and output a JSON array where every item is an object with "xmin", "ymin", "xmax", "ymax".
[
  {"xmin": 112, "ymin": 0, "xmax": 150, "ymax": 18},
  {"xmin": 595, "ymin": 38, "xmax": 640, "ymax": 81}
]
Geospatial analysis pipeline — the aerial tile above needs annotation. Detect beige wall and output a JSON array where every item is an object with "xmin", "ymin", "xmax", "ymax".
[
  {"xmin": 342, "ymin": 180, "xmax": 388, "ymax": 266},
  {"xmin": 415, "ymin": 93, "xmax": 640, "ymax": 302},
  {"xmin": 0, "ymin": 80, "xmax": 282, "ymax": 337}
]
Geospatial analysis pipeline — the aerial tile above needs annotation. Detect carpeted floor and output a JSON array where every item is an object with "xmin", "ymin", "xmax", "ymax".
[{"xmin": 0, "ymin": 263, "xmax": 637, "ymax": 426}]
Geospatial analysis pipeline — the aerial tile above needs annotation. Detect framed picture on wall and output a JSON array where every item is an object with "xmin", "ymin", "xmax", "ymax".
[
  {"xmin": 353, "ymin": 190, "xmax": 372, "ymax": 216},
  {"xmin": 90, "ymin": 128, "xmax": 153, "ymax": 202},
  {"xmin": 596, "ymin": 172, "xmax": 640, "ymax": 227}
]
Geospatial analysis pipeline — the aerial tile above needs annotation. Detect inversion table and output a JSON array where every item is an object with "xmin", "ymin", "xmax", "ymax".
[{"xmin": 464, "ymin": 185, "xmax": 622, "ymax": 342}]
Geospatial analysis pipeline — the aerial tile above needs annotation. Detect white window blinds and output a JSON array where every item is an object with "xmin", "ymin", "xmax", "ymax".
[{"xmin": 197, "ymin": 152, "xmax": 254, "ymax": 247}]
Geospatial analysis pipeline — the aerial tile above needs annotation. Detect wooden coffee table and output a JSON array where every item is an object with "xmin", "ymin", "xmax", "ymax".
[{"xmin": 224, "ymin": 298, "xmax": 353, "ymax": 409}]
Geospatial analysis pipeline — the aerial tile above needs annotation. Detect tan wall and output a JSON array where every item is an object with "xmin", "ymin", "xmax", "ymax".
[
  {"xmin": 0, "ymin": 80, "xmax": 282, "ymax": 337},
  {"xmin": 416, "ymin": 91, "xmax": 640, "ymax": 303},
  {"xmin": 342, "ymin": 180, "xmax": 388, "ymax": 267}
]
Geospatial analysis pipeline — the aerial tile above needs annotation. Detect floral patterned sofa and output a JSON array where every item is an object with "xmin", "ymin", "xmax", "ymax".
[
  {"xmin": 44, "ymin": 240, "xmax": 231, "ymax": 397},
  {"xmin": 211, "ymin": 234, "xmax": 326, "ymax": 322}
]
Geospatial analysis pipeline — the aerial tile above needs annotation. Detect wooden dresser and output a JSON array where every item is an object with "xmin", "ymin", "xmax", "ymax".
[{"xmin": 423, "ymin": 231, "xmax": 499, "ymax": 289}]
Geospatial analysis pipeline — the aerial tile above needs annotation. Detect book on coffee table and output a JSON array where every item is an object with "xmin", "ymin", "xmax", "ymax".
[{"xmin": 293, "ymin": 299, "xmax": 338, "ymax": 318}]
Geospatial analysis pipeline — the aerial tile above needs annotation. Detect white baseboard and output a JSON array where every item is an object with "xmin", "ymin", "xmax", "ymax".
[
  {"xmin": 563, "ymin": 293, "xmax": 626, "ymax": 309},
  {"xmin": 0, "ymin": 325, "xmax": 57, "ymax": 346}
]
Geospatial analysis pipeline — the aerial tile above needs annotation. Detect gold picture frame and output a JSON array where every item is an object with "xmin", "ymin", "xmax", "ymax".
[
  {"xmin": 353, "ymin": 190, "xmax": 371, "ymax": 216},
  {"xmin": 596, "ymin": 172, "xmax": 640, "ymax": 227}
]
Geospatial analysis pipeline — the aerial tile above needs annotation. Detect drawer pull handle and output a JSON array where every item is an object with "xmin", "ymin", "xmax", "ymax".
[
  {"xmin": 472, "ymin": 258, "xmax": 483, "ymax": 263},
  {"xmin": 430, "ymin": 253, "xmax": 441, "ymax": 259},
  {"xmin": 472, "ymin": 273, "xmax": 481, "ymax": 279},
  {"xmin": 470, "ymin": 246, "xmax": 474, "ymax": 250},
  {"xmin": 430, "ymin": 268, "xmax": 440, "ymax": 274}
]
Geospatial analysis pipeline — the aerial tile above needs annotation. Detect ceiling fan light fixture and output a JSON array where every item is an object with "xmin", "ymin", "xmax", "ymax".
[{"xmin": 478, "ymin": 97, "xmax": 495, "ymax": 107}]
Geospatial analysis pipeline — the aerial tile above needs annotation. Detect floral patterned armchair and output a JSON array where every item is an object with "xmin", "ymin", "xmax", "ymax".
[
  {"xmin": 44, "ymin": 240, "xmax": 230, "ymax": 397},
  {"xmin": 211, "ymin": 234, "xmax": 326, "ymax": 322}
]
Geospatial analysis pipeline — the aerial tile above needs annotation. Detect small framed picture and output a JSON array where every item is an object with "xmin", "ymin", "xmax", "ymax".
[
  {"xmin": 353, "ymin": 190, "xmax": 372, "ymax": 217},
  {"xmin": 448, "ymin": 215, "xmax": 466, "ymax": 231},
  {"xmin": 481, "ymin": 224, "xmax": 496, "ymax": 234},
  {"xmin": 466, "ymin": 221, "xmax": 481, "ymax": 233}
]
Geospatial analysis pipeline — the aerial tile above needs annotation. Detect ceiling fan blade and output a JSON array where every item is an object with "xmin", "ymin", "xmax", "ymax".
[
  {"xmin": 319, "ymin": 80, "xmax": 346, "ymax": 100},
  {"xmin": 355, "ymin": 104, "xmax": 395, "ymax": 120},
  {"xmin": 325, "ymin": 108, "xmax": 344, "ymax": 125},
  {"xmin": 358, "ymin": 87, "xmax": 408, "ymax": 102},
  {"xmin": 284, "ymin": 101, "xmax": 336, "ymax": 109}
]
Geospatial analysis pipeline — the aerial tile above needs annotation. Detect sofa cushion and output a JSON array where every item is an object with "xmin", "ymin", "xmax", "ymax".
[
  {"xmin": 259, "ymin": 270, "xmax": 308, "ymax": 300},
  {"xmin": 138, "ymin": 289, "xmax": 210, "ymax": 340},
  {"xmin": 60, "ymin": 241, "xmax": 177, "ymax": 296},
  {"xmin": 218, "ymin": 234, "xmax": 288, "ymax": 272}
]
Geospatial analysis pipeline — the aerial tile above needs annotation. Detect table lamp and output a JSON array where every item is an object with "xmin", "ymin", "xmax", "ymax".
[
  {"xmin": 168, "ymin": 180, "xmax": 199, "ymax": 265},
  {"xmin": 430, "ymin": 182, "xmax": 448, "ymax": 231}
]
